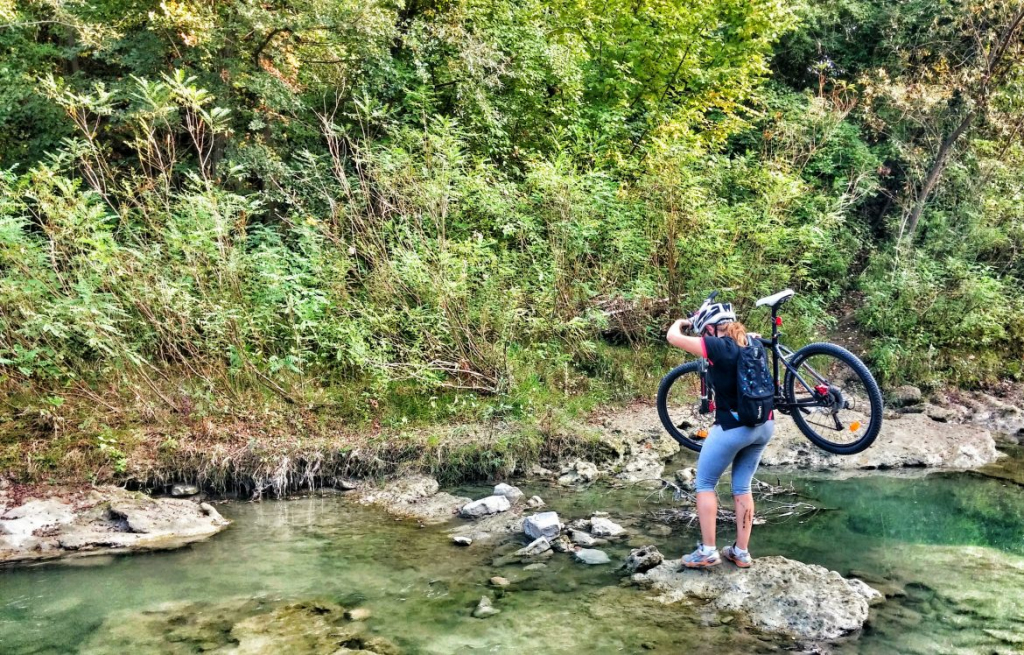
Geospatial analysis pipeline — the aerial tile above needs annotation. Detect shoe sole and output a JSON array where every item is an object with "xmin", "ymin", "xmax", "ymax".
[
  {"xmin": 724, "ymin": 553, "xmax": 751, "ymax": 568},
  {"xmin": 681, "ymin": 559, "xmax": 720, "ymax": 569}
]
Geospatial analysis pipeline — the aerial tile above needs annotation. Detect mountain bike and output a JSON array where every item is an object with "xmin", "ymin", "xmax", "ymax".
[{"xmin": 657, "ymin": 289, "xmax": 884, "ymax": 454}]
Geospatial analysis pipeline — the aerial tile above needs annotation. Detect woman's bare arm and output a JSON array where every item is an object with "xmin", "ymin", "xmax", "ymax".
[{"xmin": 666, "ymin": 319, "xmax": 705, "ymax": 357}]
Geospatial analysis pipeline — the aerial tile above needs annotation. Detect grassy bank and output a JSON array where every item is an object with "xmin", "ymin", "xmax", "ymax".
[{"xmin": 0, "ymin": 342, "xmax": 679, "ymax": 495}]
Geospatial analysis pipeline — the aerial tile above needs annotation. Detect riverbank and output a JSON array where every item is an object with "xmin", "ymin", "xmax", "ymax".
[{"xmin": 3, "ymin": 378, "xmax": 1020, "ymax": 498}]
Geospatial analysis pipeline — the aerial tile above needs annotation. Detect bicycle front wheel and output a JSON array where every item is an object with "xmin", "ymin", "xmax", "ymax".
[
  {"xmin": 657, "ymin": 361, "xmax": 715, "ymax": 453},
  {"xmin": 783, "ymin": 342, "xmax": 883, "ymax": 455}
]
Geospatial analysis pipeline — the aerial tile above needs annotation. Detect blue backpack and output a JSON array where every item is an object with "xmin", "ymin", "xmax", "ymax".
[{"xmin": 733, "ymin": 339, "xmax": 774, "ymax": 426}]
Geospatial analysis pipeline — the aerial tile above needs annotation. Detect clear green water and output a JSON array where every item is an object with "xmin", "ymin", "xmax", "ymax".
[{"xmin": 2, "ymin": 458, "xmax": 1024, "ymax": 654}]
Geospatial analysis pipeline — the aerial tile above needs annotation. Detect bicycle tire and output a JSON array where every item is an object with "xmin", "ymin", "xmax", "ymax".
[
  {"xmin": 783, "ymin": 342, "xmax": 883, "ymax": 455},
  {"xmin": 657, "ymin": 361, "xmax": 713, "ymax": 453}
]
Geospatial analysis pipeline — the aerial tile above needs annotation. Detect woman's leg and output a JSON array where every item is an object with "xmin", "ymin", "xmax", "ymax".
[
  {"xmin": 696, "ymin": 491, "xmax": 718, "ymax": 547},
  {"xmin": 729, "ymin": 421, "xmax": 775, "ymax": 551},
  {"xmin": 733, "ymin": 493, "xmax": 755, "ymax": 550},
  {"xmin": 692, "ymin": 425, "xmax": 739, "ymax": 548}
]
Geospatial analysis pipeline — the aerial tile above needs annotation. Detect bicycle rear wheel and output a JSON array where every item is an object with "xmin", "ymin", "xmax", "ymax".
[
  {"xmin": 783, "ymin": 342, "xmax": 883, "ymax": 454},
  {"xmin": 657, "ymin": 361, "xmax": 715, "ymax": 453}
]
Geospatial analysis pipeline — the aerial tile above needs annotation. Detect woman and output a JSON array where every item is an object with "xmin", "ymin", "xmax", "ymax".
[{"xmin": 665, "ymin": 300, "xmax": 775, "ymax": 569}]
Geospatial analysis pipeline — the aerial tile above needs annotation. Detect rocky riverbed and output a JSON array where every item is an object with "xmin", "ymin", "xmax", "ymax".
[{"xmin": 3, "ymin": 463, "xmax": 1024, "ymax": 654}]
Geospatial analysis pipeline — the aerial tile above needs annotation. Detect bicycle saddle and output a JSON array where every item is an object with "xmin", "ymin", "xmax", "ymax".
[{"xmin": 755, "ymin": 289, "xmax": 795, "ymax": 309}]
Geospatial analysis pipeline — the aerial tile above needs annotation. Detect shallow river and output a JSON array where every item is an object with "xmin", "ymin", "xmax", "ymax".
[{"xmin": 2, "ymin": 451, "xmax": 1024, "ymax": 654}]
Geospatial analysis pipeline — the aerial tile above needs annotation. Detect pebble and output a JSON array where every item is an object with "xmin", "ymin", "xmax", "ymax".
[
  {"xmin": 523, "ymin": 563, "xmax": 548, "ymax": 571},
  {"xmin": 473, "ymin": 596, "xmax": 501, "ymax": 618},
  {"xmin": 452, "ymin": 536, "xmax": 473, "ymax": 547},
  {"xmin": 647, "ymin": 524, "xmax": 673, "ymax": 537},
  {"xmin": 344, "ymin": 608, "xmax": 371, "ymax": 621},
  {"xmin": 489, "ymin": 576, "xmax": 510, "ymax": 587}
]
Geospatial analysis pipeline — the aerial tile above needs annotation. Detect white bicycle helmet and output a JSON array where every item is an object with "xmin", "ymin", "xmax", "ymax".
[{"xmin": 691, "ymin": 301, "xmax": 736, "ymax": 334}]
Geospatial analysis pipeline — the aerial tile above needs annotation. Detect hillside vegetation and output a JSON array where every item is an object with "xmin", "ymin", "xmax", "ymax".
[{"xmin": 1, "ymin": 0, "xmax": 1023, "ymax": 484}]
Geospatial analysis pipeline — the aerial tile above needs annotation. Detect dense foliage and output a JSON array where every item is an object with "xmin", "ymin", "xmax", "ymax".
[{"xmin": 2, "ymin": 0, "xmax": 1024, "ymax": 439}]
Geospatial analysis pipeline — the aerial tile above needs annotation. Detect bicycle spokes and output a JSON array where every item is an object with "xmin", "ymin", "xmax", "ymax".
[{"xmin": 789, "ymin": 353, "xmax": 874, "ymax": 445}]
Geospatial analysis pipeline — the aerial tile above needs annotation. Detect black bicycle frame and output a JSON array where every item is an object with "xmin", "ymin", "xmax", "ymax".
[{"xmin": 696, "ymin": 300, "xmax": 830, "ymax": 417}]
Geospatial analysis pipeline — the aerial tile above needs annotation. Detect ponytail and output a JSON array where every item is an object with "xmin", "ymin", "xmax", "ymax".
[{"xmin": 720, "ymin": 321, "xmax": 748, "ymax": 347}]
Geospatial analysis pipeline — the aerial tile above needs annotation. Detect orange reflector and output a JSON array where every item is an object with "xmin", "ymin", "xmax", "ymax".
[
  {"xmin": 696, "ymin": 429, "xmax": 708, "ymax": 439},
  {"xmin": 849, "ymin": 421, "xmax": 861, "ymax": 432}
]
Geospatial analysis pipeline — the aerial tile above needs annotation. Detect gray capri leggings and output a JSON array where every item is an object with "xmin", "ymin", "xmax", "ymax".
[{"xmin": 695, "ymin": 420, "xmax": 775, "ymax": 495}]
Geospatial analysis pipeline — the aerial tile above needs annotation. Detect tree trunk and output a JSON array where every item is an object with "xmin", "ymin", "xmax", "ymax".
[{"xmin": 901, "ymin": 111, "xmax": 975, "ymax": 243}]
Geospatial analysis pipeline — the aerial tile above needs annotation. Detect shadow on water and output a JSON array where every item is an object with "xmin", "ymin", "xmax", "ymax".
[{"xmin": 2, "ymin": 454, "xmax": 1024, "ymax": 654}]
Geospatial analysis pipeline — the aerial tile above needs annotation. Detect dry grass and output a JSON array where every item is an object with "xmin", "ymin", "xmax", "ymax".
[{"xmin": 0, "ymin": 380, "xmax": 614, "ymax": 498}]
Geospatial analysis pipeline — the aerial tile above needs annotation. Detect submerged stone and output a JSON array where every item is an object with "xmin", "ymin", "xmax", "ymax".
[
  {"xmin": 526, "ymin": 495, "xmax": 545, "ymax": 508},
  {"xmin": 515, "ymin": 536, "xmax": 552, "ymax": 558},
  {"xmin": 78, "ymin": 598, "xmax": 399, "ymax": 654},
  {"xmin": 357, "ymin": 475, "xmax": 471, "ymax": 525},
  {"xmin": 574, "ymin": 548, "xmax": 611, "ymax": 565},
  {"xmin": 590, "ymin": 517, "xmax": 626, "ymax": 538},
  {"xmin": 570, "ymin": 529, "xmax": 596, "ymax": 547},
  {"xmin": 473, "ymin": 596, "xmax": 501, "ymax": 618}
]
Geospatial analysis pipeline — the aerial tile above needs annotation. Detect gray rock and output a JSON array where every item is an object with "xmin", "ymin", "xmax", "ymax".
[
  {"xmin": 334, "ymin": 477, "xmax": 360, "ymax": 491},
  {"xmin": 0, "ymin": 487, "xmax": 229, "ymax": 566},
  {"xmin": 590, "ymin": 517, "xmax": 626, "ymax": 538},
  {"xmin": 472, "ymin": 596, "xmax": 500, "ymax": 618},
  {"xmin": 567, "ymin": 518, "xmax": 591, "ymax": 531},
  {"xmin": 526, "ymin": 495, "xmax": 545, "ymax": 509},
  {"xmin": 845, "ymin": 578, "xmax": 885, "ymax": 606},
  {"xmin": 528, "ymin": 464, "xmax": 554, "ymax": 477},
  {"xmin": 357, "ymin": 475, "xmax": 471, "ymax": 525},
  {"xmin": 452, "ymin": 536, "xmax": 473, "ymax": 547},
  {"xmin": 523, "ymin": 511, "xmax": 562, "ymax": 540},
  {"xmin": 447, "ymin": 509, "xmax": 525, "ymax": 545},
  {"xmin": 647, "ymin": 524, "xmax": 673, "ymax": 537},
  {"xmin": 616, "ymin": 451, "xmax": 665, "ymax": 484},
  {"xmin": 515, "ymin": 536, "xmax": 551, "ymax": 558},
  {"xmin": 570, "ymin": 529, "xmax": 596, "ymax": 547},
  {"xmin": 892, "ymin": 385, "xmax": 923, "ymax": 407},
  {"xmin": 550, "ymin": 535, "xmax": 572, "ymax": 553},
  {"xmin": 492, "ymin": 483, "xmax": 524, "ymax": 504},
  {"xmin": 574, "ymin": 548, "xmax": 611, "ymax": 565},
  {"xmin": 633, "ymin": 556, "xmax": 874, "ymax": 640},
  {"xmin": 170, "ymin": 484, "xmax": 200, "ymax": 497},
  {"xmin": 489, "ymin": 576, "xmax": 510, "ymax": 587},
  {"xmin": 923, "ymin": 404, "xmax": 956, "ymax": 423},
  {"xmin": 523, "ymin": 563, "xmax": 547, "ymax": 571},
  {"xmin": 624, "ymin": 545, "xmax": 664, "ymax": 574},
  {"xmin": 673, "ymin": 468, "xmax": 696, "ymax": 491},
  {"xmin": 557, "ymin": 460, "xmax": 600, "ymax": 486},
  {"xmin": 460, "ymin": 495, "xmax": 512, "ymax": 519}
]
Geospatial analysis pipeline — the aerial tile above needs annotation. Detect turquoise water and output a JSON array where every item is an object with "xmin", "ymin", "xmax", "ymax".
[{"xmin": 2, "ymin": 460, "xmax": 1024, "ymax": 654}]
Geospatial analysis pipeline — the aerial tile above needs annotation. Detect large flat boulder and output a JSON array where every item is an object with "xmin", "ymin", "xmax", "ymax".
[
  {"xmin": 356, "ymin": 475, "xmax": 470, "ymax": 525},
  {"xmin": 633, "ymin": 556, "xmax": 880, "ymax": 641},
  {"xmin": 0, "ymin": 486, "xmax": 229, "ymax": 565},
  {"xmin": 761, "ymin": 413, "xmax": 1000, "ymax": 470}
]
